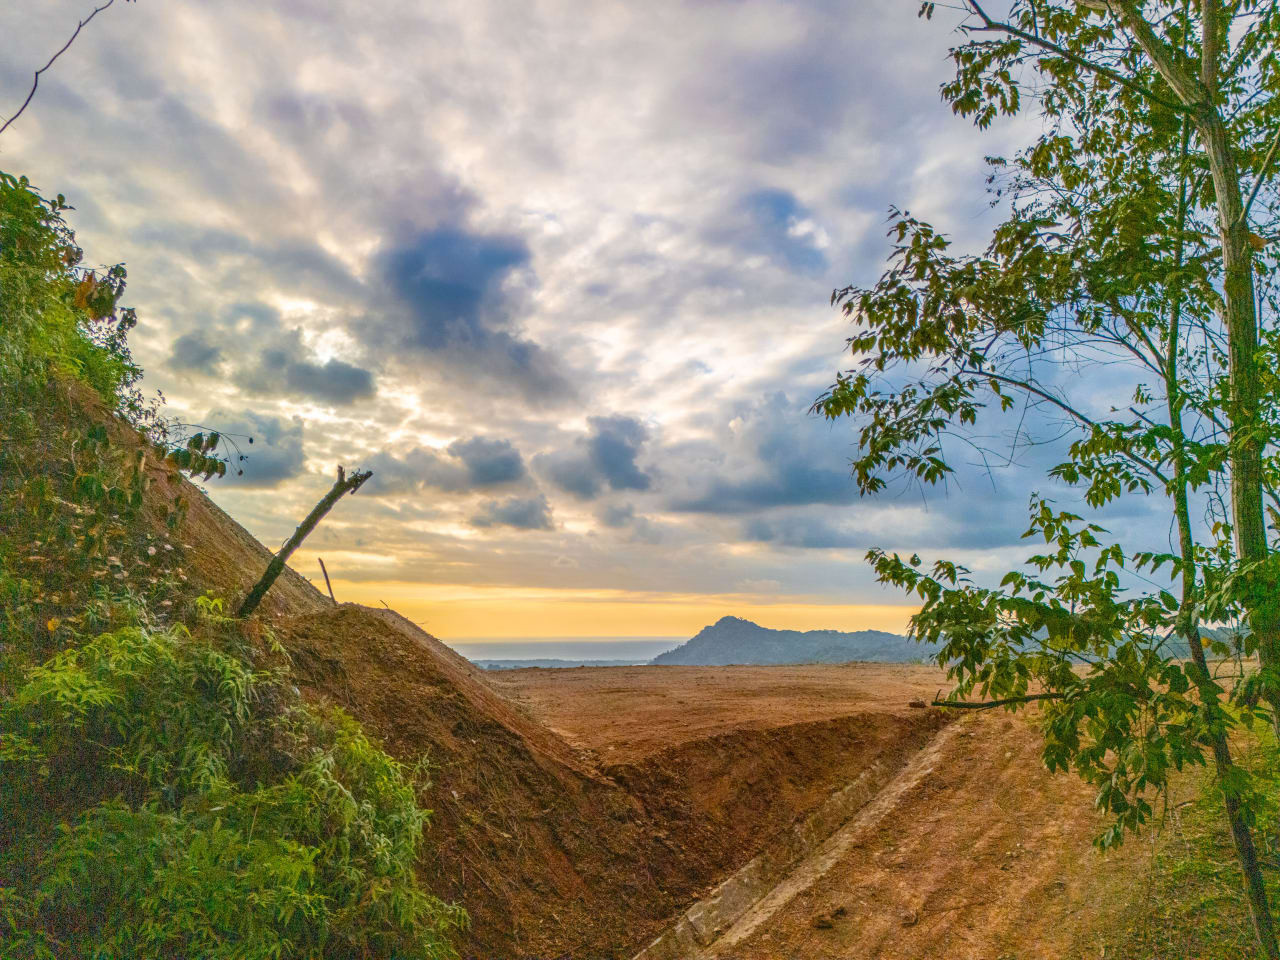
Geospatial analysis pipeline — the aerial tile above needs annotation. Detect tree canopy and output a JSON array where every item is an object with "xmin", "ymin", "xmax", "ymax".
[{"xmin": 818, "ymin": 0, "xmax": 1280, "ymax": 952}]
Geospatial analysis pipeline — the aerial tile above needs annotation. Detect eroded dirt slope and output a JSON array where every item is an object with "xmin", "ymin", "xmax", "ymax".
[
  {"xmin": 275, "ymin": 608, "xmax": 952, "ymax": 958},
  {"xmin": 63, "ymin": 387, "xmax": 966, "ymax": 957},
  {"xmin": 695, "ymin": 711, "xmax": 1134, "ymax": 960}
]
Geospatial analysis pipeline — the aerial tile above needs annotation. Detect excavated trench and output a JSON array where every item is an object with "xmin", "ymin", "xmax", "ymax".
[{"xmin": 632, "ymin": 721, "xmax": 964, "ymax": 959}]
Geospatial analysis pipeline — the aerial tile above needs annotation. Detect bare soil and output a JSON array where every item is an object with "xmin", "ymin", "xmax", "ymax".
[
  {"xmin": 28, "ymin": 379, "xmax": 1156, "ymax": 960},
  {"xmin": 490, "ymin": 662, "xmax": 949, "ymax": 763},
  {"xmin": 701, "ymin": 710, "xmax": 1136, "ymax": 960}
]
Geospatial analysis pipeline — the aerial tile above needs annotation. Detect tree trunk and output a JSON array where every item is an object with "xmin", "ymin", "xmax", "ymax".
[
  {"xmin": 1197, "ymin": 106, "xmax": 1280, "ymax": 732},
  {"xmin": 1115, "ymin": 0, "xmax": 1280, "ymax": 734},
  {"xmin": 1167, "ymin": 217, "xmax": 1280, "ymax": 956}
]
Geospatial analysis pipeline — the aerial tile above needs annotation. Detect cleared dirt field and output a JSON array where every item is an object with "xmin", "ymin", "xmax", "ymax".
[
  {"xmin": 494, "ymin": 664, "xmax": 1135, "ymax": 959},
  {"xmin": 489, "ymin": 662, "xmax": 950, "ymax": 763}
]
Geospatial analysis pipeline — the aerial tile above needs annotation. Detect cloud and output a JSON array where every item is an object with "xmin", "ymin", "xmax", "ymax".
[
  {"xmin": 595, "ymin": 502, "xmax": 664, "ymax": 542},
  {"xmin": 597, "ymin": 503, "xmax": 635, "ymax": 528},
  {"xmin": 362, "ymin": 437, "xmax": 528, "ymax": 496},
  {"xmin": 470, "ymin": 494, "xmax": 554, "ymax": 530},
  {"xmin": 203, "ymin": 410, "xmax": 306, "ymax": 489},
  {"xmin": 370, "ymin": 228, "xmax": 569, "ymax": 400},
  {"xmin": 539, "ymin": 449, "xmax": 602, "ymax": 499},
  {"xmin": 236, "ymin": 329, "xmax": 377, "ymax": 407},
  {"xmin": 671, "ymin": 393, "xmax": 857, "ymax": 514},
  {"xmin": 167, "ymin": 330, "xmax": 224, "ymax": 375},
  {"xmin": 745, "ymin": 515, "xmax": 862, "ymax": 549},
  {"xmin": 0, "ymin": 0, "xmax": 1033, "ymax": 607},
  {"xmin": 448, "ymin": 436, "xmax": 527, "ymax": 485},
  {"xmin": 538, "ymin": 415, "xmax": 652, "ymax": 500},
  {"xmin": 587, "ymin": 415, "xmax": 651, "ymax": 491}
]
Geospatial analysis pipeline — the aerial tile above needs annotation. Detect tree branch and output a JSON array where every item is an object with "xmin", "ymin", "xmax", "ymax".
[
  {"xmin": 961, "ymin": 0, "xmax": 1190, "ymax": 113},
  {"xmin": 932, "ymin": 692, "xmax": 1065, "ymax": 709},
  {"xmin": 0, "ymin": 0, "xmax": 124, "ymax": 137},
  {"xmin": 1108, "ymin": 0, "xmax": 1206, "ymax": 107},
  {"xmin": 238, "ymin": 465, "xmax": 372, "ymax": 619},
  {"xmin": 960, "ymin": 365, "xmax": 1172, "ymax": 484},
  {"xmin": 1200, "ymin": 0, "xmax": 1221, "ymax": 99},
  {"xmin": 1241, "ymin": 122, "xmax": 1280, "ymax": 224}
]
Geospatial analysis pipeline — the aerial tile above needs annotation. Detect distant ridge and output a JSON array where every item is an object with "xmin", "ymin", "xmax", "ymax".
[{"xmin": 651, "ymin": 615, "xmax": 938, "ymax": 666}]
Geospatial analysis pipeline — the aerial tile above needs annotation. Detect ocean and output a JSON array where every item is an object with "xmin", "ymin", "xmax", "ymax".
[{"xmin": 447, "ymin": 637, "xmax": 684, "ymax": 663}]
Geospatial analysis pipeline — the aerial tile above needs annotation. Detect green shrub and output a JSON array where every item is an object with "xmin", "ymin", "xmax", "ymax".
[
  {"xmin": 0, "ymin": 170, "xmax": 139, "ymax": 404},
  {"xmin": 0, "ymin": 608, "xmax": 466, "ymax": 959},
  {"xmin": 0, "ymin": 168, "xmax": 465, "ymax": 958}
]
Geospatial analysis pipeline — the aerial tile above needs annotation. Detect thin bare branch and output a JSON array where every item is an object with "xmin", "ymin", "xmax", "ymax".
[
  {"xmin": 959, "ymin": 365, "xmax": 1172, "ymax": 484},
  {"xmin": 0, "ymin": 0, "xmax": 122, "ymax": 137},
  {"xmin": 1242, "ymin": 123, "xmax": 1280, "ymax": 224}
]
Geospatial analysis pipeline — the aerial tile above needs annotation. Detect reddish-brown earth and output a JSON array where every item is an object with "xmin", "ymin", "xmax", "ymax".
[
  {"xmin": 691, "ymin": 711, "xmax": 1131, "ymax": 960},
  {"xmin": 47, "ymin": 385, "xmax": 1128, "ymax": 959},
  {"xmin": 488, "ymin": 662, "xmax": 950, "ymax": 763},
  {"xmin": 275, "ymin": 614, "xmax": 951, "ymax": 958}
]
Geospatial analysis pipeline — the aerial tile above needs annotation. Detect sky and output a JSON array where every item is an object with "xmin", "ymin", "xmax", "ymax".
[{"xmin": 0, "ymin": 0, "xmax": 1108, "ymax": 644}]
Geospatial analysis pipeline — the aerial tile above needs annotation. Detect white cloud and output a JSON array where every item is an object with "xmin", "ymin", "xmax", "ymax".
[{"xmin": 0, "ymin": 0, "xmax": 1056, "ymax": 607}]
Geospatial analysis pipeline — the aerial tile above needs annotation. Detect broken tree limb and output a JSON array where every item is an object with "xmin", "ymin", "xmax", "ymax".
[
  {"xmin": 318, "ymin": 557, "xmax": 336, "ymax": 603},
  {"xmin": 238, "ymin": 466, "xmax": 371, "ymax": 618}
]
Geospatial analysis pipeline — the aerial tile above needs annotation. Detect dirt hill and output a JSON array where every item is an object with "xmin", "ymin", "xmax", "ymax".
[{"xmin": 17, "ymin": 384, "xmax": 949, "ymax": 958}]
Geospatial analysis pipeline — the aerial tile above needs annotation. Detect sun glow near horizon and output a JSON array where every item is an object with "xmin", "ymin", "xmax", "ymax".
[{"xmin": 322, "ymin": 578, "xmax": 920, "ymax": 641}]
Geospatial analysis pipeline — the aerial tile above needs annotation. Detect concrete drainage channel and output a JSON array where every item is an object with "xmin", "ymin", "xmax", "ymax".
[{"xmin": 632, "ymin": 720, "xmax": 965, "ymax": 960}]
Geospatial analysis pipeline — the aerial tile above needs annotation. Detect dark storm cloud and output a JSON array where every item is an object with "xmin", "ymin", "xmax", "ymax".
[
  {"xmin": 237, "ymin": 330, "xmax": 377, "ymax": 407},
  {"xmin": 470, "ymin": 494, "xmax": 554, "ymax": 530},
  {"xmin": 167, "ymin": 330, "xmax": 224, "ymax": 374},
  {"xmin": 371, "ymin": 228, "xmax": 569, "ymax": 399},
  {"xmin": 285, "ymin": 358, "xmax": 376, "ymax": 406},
  {"xmin": 677, "ymin": 463, "xmax": 855, "ymax": 514},
  {"xmin": 449, "ymin": 437, "xmax": 527, "ymax": 485},
  {"xmin": 588, "ymin": 416, "xmax": 651, "ymax": 491},
  {"xmin": 537, "ymin": 416, "xmax": 652, "ymax": 501},
  {"xmin": 362, "ymin": 437, "xmax": 528, "ymax": 496},
  {"xmin": 203, "ymin": 410, "xmax": 306, "ymax": 489},
  {"xmin": 745, "ymin": 516, "xmax": 862, "ymax": 549}
]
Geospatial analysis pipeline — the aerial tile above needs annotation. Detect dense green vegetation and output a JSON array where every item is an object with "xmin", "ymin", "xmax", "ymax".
[{"xmin": 0, "ymin": 171, "xmax": 464, "ymax": 958}]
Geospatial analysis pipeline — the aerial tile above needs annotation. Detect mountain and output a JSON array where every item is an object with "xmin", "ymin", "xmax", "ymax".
[{"xmin": 651, "ymin": 615, "xmax": 938, "ymax": 666}]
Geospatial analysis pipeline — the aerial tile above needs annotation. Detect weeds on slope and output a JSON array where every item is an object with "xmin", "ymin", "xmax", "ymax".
[
  {"xmin": 1091, "ymin": 728, "xmax": 1280, "ymax": 959},
  {"xmin": 0, "ymin": 169, "xmax": 466, "ymax": 957}
]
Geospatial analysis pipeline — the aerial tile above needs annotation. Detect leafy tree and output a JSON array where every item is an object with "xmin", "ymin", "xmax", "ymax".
[{"xmin": 816, "ymin": 0, "xmax": 1280, "ymax": 952}]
